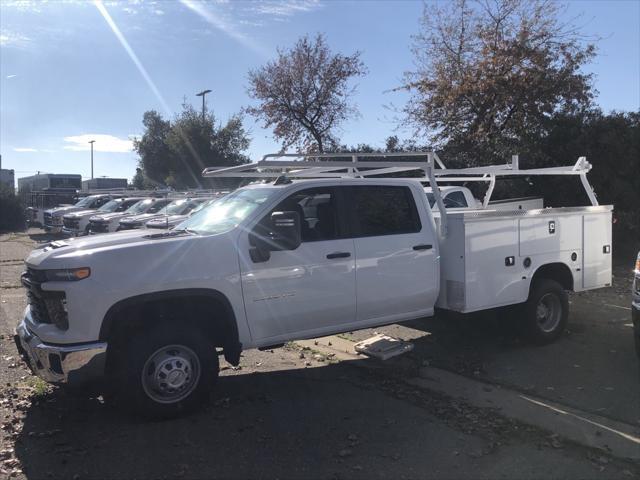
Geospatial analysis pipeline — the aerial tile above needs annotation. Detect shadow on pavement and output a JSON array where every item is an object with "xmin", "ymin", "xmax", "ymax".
[{"xmin": 13, "ymin": 360, "xmax": 494, "ymax": 480}]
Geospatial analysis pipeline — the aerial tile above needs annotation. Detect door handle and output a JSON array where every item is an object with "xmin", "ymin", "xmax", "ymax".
[
  {"xmin": 326, "ymin": 252, "xmax": 351, "ymax": 259},
  {"xmin": 413, "ymin": 244, "xmax": 433, "ymax": 251}
]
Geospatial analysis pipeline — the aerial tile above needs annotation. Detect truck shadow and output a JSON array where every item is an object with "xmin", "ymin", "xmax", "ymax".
[{"xmin": 12, "ymin": 357, "xmax": 479, "ymax": 480}]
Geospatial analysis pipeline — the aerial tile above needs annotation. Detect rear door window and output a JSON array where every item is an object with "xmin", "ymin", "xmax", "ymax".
[{"xmin": 349, "ymin": 186, "xmax": 421, "ymax": 237}]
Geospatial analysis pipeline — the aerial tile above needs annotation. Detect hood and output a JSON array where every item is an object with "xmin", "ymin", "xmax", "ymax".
[
  {"xmin": 147, "ymin": 214, "xmax": 188, "ymax": 226},
  {"xmin": 64, "ymin": 209, "xmax": 97, "ymax": 219},
  {"xmin": 25, "ymin": 229, "xmax": 196, "ymax": 269},
  {"xmin": 119, "ymin": 212, "xmax": 164, "ymax": 224},
  {"xmin": 47, "ymin": 205, "xmax": 90, "ymax": 216},
  {"xmin": 90, "ymin": 211, "xmax": 134, "ymax": 222}
]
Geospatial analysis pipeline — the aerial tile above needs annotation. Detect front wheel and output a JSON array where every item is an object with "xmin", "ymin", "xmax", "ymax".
[
  {"xmin": 521, "ymin": 279, "xmax": 568, "ymax": 345},
  {"xmin": 108, "ymin": 323, "xmax": 218, "ymax": 419}
]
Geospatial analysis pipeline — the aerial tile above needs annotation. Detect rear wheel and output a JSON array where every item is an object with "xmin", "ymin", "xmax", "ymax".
[
  {"xmin": 108, "ymin": 322, "xmax": 218, "ymax": 419},
  {"xmin": 521, "ymin": 279, "xmax": 568, "ymax": 345}
]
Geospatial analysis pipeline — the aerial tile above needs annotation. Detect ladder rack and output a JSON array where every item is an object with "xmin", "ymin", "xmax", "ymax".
[{"xmin": 202, "ymin": 152, "xmax": 599, "ymax": 237}]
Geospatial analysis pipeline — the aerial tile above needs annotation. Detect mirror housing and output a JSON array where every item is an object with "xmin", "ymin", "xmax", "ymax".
[
  {"xmin": 269, "ymin": 211, "xmax": 302, "ymax": 251},
  {"xmin": 248, "ymin": 210, "xmax": 302, "ymax": 263}
]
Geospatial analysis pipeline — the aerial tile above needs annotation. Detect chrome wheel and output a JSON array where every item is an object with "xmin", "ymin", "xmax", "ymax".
[
  {"xmin": 141, "ymin": 345, "xmax": 201, "ymax": 404},
  {"xmin": 536, "ymin": 293, "xmax": 562, "ymax": 333}
]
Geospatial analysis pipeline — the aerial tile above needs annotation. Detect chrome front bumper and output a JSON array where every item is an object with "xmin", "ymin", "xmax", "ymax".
[{"xmin": 14, "ymin": 321, "xmax": 107, "ymax": 385}]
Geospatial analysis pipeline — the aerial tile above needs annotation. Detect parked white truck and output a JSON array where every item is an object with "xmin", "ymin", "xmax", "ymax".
[{"xmin": 14, "ymin": 153, "xmax": 612, "ymax": 418}]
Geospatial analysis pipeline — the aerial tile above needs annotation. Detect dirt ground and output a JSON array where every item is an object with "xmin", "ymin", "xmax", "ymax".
[{"xmin": 0, "ymin": 230, "xmax": 638, "ymax": 479}]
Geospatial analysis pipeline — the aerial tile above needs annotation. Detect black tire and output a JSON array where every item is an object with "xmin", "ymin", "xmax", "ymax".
[
  {"xmin": 108, "ymin": 322, "xmax": 218, "ymax": 419},
  {"xmin": 521, "ymin": 279, "xmax": 568, "ymax": 345}
]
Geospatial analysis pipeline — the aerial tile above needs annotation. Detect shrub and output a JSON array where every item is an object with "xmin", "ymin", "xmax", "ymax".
[{"xmin": 0, "ymin": 185, "xmax": 25, "ymax": 232}]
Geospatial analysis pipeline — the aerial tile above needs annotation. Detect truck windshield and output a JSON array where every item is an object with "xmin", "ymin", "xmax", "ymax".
[
  {"xmin": 125, "ymin": 199, "xmax": 153, "ymax": 214},
  {"xmin": 159, "ymin": 200, "xmax": 192, "ymax": 216},
  {"xmin": 75, "ymin": 196, "xmax": 99, "ymax": 208},
  {"xmin": 177, "ymin": 188, "xmax": 275, "ymax": 235},
  {"xmin": 97, "ymin": 200, "xmax": 121, "ymax": 213}
]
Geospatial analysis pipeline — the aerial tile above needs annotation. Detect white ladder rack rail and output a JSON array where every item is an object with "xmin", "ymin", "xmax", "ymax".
[{"xmin": 202, "ymin": 152, "xmax": 598, "ymax": 237}]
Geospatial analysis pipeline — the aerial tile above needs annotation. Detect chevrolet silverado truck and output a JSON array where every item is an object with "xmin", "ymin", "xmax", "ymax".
[
  {"xmin": 63, "ymin": 198, "xmax": 145, "ymax": 236},
  {"xmin": 87, "ymin": 198, "xmax": 169, "ymax": 234},
  {"xmin": 14, "ymin": 153, "xmax": 612, "ymax": 418},
  {"xmin": 118, "ymin": 198, "xmax": 210, "ymax": 231},
  {"xmin": 43, "ymin": 194, "xmax": 119, "ymax": 234},
  {"xmin": 145, "ymin": 198, "xmax": 215, "ymax": 230}
]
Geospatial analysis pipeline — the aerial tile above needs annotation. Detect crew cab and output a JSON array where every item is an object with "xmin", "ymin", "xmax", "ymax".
[
  {"xmin": 63, "ymin": 198, "xmax": 145, "ymax": 236},
  {"xmin": 87, "ymin": 198, "xmax": 166, "ymax": 234},
  {"xmin": 14, "ymin": 153, "xmax": 612, "ymax": 418},
  {"xmin": 44, "ymin": 195, "xmax": 118, "ymax": 234}
]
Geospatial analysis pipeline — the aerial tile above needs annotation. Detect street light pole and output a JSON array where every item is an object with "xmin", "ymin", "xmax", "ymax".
[
  {"xmin": 88, "ymin": 140, "xmax": 95, "ymax": 179},
  {"xmin": 195, "ymin": 89, "xmax": 212, "ymax": 122}
]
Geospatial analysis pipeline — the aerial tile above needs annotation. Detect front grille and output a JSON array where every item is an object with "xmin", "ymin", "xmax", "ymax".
[
  {"xmin": 22, "ymin": 268, "xmax": 50, "ymax": 324},
  {"xmin": 63, "ymin": 218, "xmax": 80, "ymax": 229},
  {"xmin": 89, "ymin": 221, "xmax": 109, "ymax": 233},
  {"xmin": 22, "ymin": 268, "xmax": 68, "ymax": 329}
]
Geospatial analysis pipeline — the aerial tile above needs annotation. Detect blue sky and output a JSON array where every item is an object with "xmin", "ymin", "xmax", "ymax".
[{"xmin": 1, "ymin": 0, "xmax": 639, "ymax": 184}]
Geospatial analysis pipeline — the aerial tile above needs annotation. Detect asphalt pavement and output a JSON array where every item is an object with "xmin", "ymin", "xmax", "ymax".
[{"xmin": 0, "ymin": 230, "xmax": 638, "ymax": 479}]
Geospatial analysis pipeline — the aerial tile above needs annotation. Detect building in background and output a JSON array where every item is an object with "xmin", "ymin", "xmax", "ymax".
[
  {"xmin": 17, "ymin": 173, "xmax": 82, "ymax": 194},
  {"xmin": 82, "ymin": 177, "xmax": 128, "ymax": 191}
]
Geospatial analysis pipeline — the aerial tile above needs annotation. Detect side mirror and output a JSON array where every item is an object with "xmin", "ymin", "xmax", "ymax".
[
  {"xmin": 269, "ymin": 211, "xmax": 302, "ymax": 251},
  {"xmin": 248, "ymin": 211, "xmax": 302, "ymax": 263}
]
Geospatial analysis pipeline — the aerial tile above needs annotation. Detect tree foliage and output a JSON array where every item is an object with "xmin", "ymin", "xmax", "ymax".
[
  {"xmin": 133, "ymin": 104, "xmax": 250, "ymax": 189},
  {"xmin": 247, "ymin": 33, "xmax": 367, "ymax": 153},
  {"xmin": 0, "ymin": 185, "xmax": 24, "ymax": 232},
  {"xmin": 404, "ymin": 0, "xmax": 596, "ymax": 164}
]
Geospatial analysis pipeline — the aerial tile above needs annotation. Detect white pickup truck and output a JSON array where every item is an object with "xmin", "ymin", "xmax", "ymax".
[{"xmin": 14, "ymin": 153, "xmax": 612, "ymax": 418}]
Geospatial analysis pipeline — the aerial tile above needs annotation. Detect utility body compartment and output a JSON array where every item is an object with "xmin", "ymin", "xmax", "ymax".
[{"xmin": 436, "ymin": 206, "xmax": 612, "ymax": 313}]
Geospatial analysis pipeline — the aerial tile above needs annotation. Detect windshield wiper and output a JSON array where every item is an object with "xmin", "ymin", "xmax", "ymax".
[{"xmin": 143, "ymin": 228, "xmax": 197, "ymax": 239}]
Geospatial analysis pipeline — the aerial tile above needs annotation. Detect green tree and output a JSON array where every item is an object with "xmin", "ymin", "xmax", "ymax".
[
  {"xmin": 404, "ymin": 0, "xmax": 596, "ymax": 165},
  {"xmin": 247, "ymin": 33, "xmax": 367, "ymax": 153},
  {"xmin": 133, "ymin": 103, "xmax": 251, "ymax": 189},
  {"xmin": 133, "ymin": 111, "xmax": 173, "ymax": 185},
  {"xmin": 0, "ymin": 184, "xmax": 24, "ymax": 232},
  {"xmin": 131, "ymin": 167, "xmax": 145, "ymax": 189}
]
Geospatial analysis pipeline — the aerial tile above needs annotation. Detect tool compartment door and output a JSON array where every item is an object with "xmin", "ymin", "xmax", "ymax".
[{"xmin": 582, "ymin": 212, "xmax": 612, "ymax": 289}]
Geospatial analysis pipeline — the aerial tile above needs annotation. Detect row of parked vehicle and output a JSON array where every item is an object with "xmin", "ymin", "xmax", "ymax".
[{"xmin": 43, "ymin": 194, "xmax": 219, "ymax": 236}]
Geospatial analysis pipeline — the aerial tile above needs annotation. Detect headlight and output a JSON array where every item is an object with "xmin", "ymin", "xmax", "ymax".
[{"xmin": 45, "ymin": 268, "xmax": 91, "ymax": 282}]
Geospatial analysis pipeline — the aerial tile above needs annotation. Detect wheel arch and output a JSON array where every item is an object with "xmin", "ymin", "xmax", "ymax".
[
  {"xmin": 100, "ymin": 288, "xmax": 242, "ymax": 365},
  {"xmin": 530, "ymin": 262, "xmax": 574, "ymax": 292}
]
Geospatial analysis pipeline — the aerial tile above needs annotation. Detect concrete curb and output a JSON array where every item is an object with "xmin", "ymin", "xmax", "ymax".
[{"xmin": 296, "ymin": 335, "xmax": 640, "ymax": 462}]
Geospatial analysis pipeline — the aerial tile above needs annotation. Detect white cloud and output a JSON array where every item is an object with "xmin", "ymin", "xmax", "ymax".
[
  {"xmin": 251, "ymin": 0, "xmax": 323, "ymax": 17},
  {"xmin": 13, "ymin": 147, "xmax": 38, "ymax": 152},
  {"xmin": 6, "ymin": 75, "xmax": 18, "ymax": 79},
  {"xmin": 154, "ymin": 9, "xmax": 164, "ymax": 15},
  {"xmin": 179, "ymin": 0, "xmax": 270, "ymax": 57},
  {"xmin": 63, "ymin": 134, "xmax": 133, "ymax": 153},
  {"xmin": 0, "ymin": 31, "xmax": 32, "ymax": 48}
]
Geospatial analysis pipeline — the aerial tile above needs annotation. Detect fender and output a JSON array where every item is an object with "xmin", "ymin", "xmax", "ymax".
[{"xmin": 99, "ymin": 288, "xmax": 239, "ymax": 344}]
